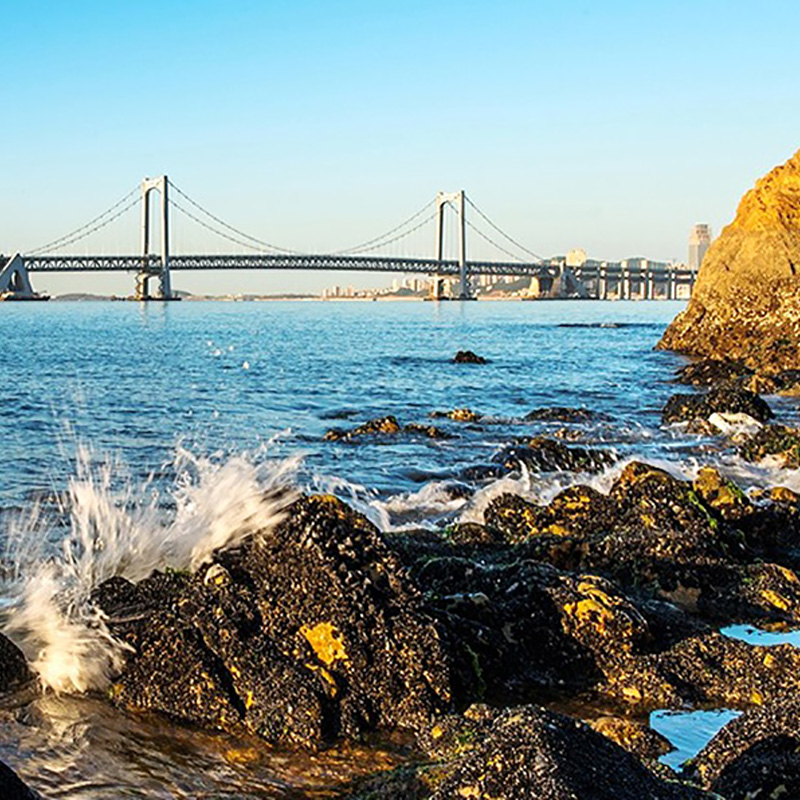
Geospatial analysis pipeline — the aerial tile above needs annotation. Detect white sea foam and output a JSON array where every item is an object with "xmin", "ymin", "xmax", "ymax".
[{"xmin": 1, "ymin": 444, "xmax": 300, "ymax": 695}]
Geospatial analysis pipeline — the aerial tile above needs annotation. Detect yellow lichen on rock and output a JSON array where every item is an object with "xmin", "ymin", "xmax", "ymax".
[
  {"xmin": 761, "ymin": 589, "xmax": 791, "ymax": 612},
  {"xmin": 300, "ymin": 621, "xmax": 349, "ymax": 666}
]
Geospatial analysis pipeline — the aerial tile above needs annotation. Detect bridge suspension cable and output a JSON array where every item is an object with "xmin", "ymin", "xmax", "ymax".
[
  {"xmin": 168, "ymin": 197, "xmax": 285, "ymax": 253},
  {"xmin": 168, "ymin": 181, "xmax": 298, "ymax": 254},
  {"xmin": 27, "ymin": 187, "xmax": 140, "ymax": 255},
  {"xmin": 343, "ymin": 209, "xmax": 440, "ymax": 255},
  {"xmin": 334, "ymin": 198, "xmax": 436, "ymax": 255},
  {"xmin": 465, "ymin": 196, "xmax": 544, "ymax": 262}
]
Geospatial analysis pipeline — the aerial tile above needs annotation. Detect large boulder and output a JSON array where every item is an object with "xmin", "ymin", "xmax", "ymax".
[
  {"xmin": 659, "ymin": 148, "xmax": 800, "ymax": 372},
  {"xmin": 98, "ymin": 495, "xmax": 452, "ymax": 746},
  {"xmin": 662, "ymin": 385, "xmax": 773, "ymax": 425}
]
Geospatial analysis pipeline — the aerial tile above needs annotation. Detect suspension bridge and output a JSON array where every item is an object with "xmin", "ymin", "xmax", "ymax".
[{"xmin": 0, "ymin": 176, "xmax": 697, "ymax": 301}]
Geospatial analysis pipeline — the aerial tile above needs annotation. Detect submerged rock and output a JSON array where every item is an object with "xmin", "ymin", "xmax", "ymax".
[
  {"xmin": 98, "ymin": 495, "xmax": 452, "ymax": 746},
  {"xmin": 662, "ymin": 385, "xmax": 773, "ymax": 426},
  {"xmin": 492, "ymin": 436, "xmax": 615, "ymax": 474},
  {"xmin": 659, "ymin": 148, "xmax": 800, "ymax": 372},
  {"xmin": 452, "ymin": 350, "xmax": 487, "ymax": 364}
]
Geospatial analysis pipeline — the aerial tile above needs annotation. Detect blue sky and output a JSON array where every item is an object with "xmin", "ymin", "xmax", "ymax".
[{"xmin": 2, "ymin": 1, "xmax": 799, "ymax": 295}]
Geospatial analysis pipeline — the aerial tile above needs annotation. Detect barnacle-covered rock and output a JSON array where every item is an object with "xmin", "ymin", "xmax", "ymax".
[{"xmin": 98, "ymin": 495, "xmax": 452, "ymax": 746}]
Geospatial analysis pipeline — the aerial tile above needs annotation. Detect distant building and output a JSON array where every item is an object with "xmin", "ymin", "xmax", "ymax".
[
  {"xmin": 688, "ymin": 224, "xmax": 712, "ymax": 270},
  {"xmin": 566, "ymin": 248, "xmax": 587, "ymax": 268}
]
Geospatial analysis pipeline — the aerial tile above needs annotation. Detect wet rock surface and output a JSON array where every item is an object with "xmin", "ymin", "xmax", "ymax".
[
  {"xmin": 524, "ymin": 406, "xmax": 600, "ymax": 422},
  {"xmin": 324, "ymin": 415, "xmax": 453, "ymax": 441},
  {"xmin": 738, "ymin": 422, "xmax": 800, "ymax": 467},
  {"xmin": 0, "ymin": 760, "xmax": 40, "ymax": 800},
  {"xmin": 0, "ymin": 632, "xmax": 31, "ymax": 692},
  {"xmin": 424, "ymin": 706, "xmax": 710, "ymax": 799},
  {"xmin": 689, "ymin": 700, "xmax": 800, "ymax": 799},
  {"xmin": 662, "ymin": 385, "xmax": 773, "ymax": 425},
  {"xmin": 452, "ymin": 350, "xmax": 487, "ymax": 364},
  {"xmin": 79, "ymin": 446, "xmax": 800, "ymax": 795},
  {"xmin": 97, "ymin": 495, "xmax": 452, "ymax": 747},
  {"xmin": 675, "ymin": 359, "xmax": 753, "ymax": 387},
  {"xmin": 492, "ymin": 435, "xmax": 616, "ymax": 474}
]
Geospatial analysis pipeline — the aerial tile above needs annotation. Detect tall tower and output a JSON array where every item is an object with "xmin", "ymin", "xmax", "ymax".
[{"xmin": 688, "ymin": 224, "xmax": 711, "ymax": 270}]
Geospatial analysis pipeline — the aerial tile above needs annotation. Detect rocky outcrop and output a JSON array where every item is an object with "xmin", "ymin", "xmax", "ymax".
[
  {"xmin": 452, "ymin": 350, "xmax": 487, "ymax": 364},
  {"xmin": 659, "ymin": 149, "xmax": 800, "ymax": 372},
  {"xmin": 97, "ymin": 495, "xmax": 452, "ymax": 746},
  {"xmin": 426, "ymin": 706, "xmax": 710, "ymax": 800},
  {"xmin": 689, "ymin": 699, "xmax": 800, "ymax": 799},
  {"xmin": 324, "ymin": 415, "xmax": 453, "ymax": 441},
  {"xmin": 662, "ymin": 385, "xmax": 773, "ymax": 425}
]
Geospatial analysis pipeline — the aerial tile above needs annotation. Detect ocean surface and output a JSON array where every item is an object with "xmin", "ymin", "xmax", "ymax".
[{"xmin": 1, "ymin": 299, "xmax": 798, "ymax": 797}]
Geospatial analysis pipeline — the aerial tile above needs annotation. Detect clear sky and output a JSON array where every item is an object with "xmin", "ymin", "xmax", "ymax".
[{"xmin": 2, "ymin": 0, "xmax": 799, "ymax": 296}]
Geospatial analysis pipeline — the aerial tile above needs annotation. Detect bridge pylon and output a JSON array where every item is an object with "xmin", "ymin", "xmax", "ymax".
[
  {"xmin": 138, "ymin": 175, "xmax": 173, "ymax": 300},
  {"xmin": 432, "ymin": 190, "xmax": 472, "ymax": 300}
]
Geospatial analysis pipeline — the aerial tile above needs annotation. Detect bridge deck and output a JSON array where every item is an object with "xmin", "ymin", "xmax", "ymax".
[{"xmin": 19, "ymin": 253, "xmax": 695, "ymax": 281}]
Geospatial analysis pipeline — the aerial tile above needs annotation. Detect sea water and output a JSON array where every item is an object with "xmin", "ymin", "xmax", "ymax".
[{"xmin": 1, "ymin": 299, "xmax": 798, "ymax": 797}]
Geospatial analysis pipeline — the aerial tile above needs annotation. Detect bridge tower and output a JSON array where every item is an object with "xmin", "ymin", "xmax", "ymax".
[
  {"xmin": 432, "ymin": 190, "xmax": 471, "ymax": 300},
  {"xmin": 137, "ymin": 175, "xmax": 173, "ymax": 300}
]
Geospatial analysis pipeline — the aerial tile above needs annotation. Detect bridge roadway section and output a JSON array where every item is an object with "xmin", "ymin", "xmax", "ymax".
[
  {"xmin": 22, "ymin": 253, "xmax": 559, "ymax": 278},
  {"xmin": 20, "ymin": 253, "xmax": 696, "ymax": 284}
]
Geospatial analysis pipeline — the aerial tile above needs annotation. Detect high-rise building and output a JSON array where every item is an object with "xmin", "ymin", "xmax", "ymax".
[{"xmin": 688, "ymin": 224, "xmax": 712, "ymax": 269}]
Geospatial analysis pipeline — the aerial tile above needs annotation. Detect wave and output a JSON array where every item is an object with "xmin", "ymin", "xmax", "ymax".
[{"xmin": 0, "ymin": 443, "xmax": 301, "ymax": 695}]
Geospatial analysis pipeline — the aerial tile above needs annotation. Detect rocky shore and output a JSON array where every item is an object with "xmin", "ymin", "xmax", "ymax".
[{"xmin": 6, "ymin": 348, "xmax": 800, "ymax": 798}]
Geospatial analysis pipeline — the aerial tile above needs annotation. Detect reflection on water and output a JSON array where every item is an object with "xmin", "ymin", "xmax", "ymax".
[
  {"xmin": 0, "ymin": 693, "xmax": 408, "ymax": 799},
  {"xmin": 650, "ymin": 708, "xmax": 741, "ymax": 770}
]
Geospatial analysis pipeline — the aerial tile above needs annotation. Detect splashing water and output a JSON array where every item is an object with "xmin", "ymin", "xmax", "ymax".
[{"xmin": 0, "ymin": 444, "xmax": 301, "ymax": 695}]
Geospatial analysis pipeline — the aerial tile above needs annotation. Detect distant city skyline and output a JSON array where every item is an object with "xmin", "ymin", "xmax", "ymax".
[{"xmin": 3, "ymin": 1, "xmax": 799, "ymax": 296}]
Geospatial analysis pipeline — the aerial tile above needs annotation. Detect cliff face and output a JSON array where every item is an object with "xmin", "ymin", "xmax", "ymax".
[{"xmin": 659, "ymin": 149, "xmax": 800, "ymax": 373}]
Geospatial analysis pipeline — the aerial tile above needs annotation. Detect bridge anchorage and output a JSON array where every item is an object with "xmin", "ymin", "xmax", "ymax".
[{"xmin": 3, "ymin": 175, "xmax": 698, "ymax": 301}]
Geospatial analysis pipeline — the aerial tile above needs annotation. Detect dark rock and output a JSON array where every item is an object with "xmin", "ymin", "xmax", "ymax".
[
  {"xmin": 0, "ymin": 760, "xmax": 39, "ymax": 800},
  {"xmin": 0, "ymin": 632, "xmax": 31, "ymax": 691},
  {"xmin": 775, "ymin": 369, "xmax": 800, "ymax": 394},
  {"xmin": 738, "ymin": 423, "xmax": 800, "ymax": 468},
  {"xmin": 492, "ymin": 436, "xmax": 616, "ymax": 474},
  {"xmin": 588, "ymin": 715, "xmax": 674, "ymax": 762},
  {"xmin": 99, "ymin": 495, "xmax": 452, "ymax": 746},
  {"xmin": 689, "ymin": 699, "xmax": 800, "ymax": 799},
  {"xmin": 452, "ymin": 350, "xmax": 487, "ymax": 364},
  {"xmin": 524, "ymin": 406, "xmax": 599, "ymax": 422},
  {"xmin": 324, "ymin": 415, "xmax": 402, "ymax": 441},
  {"xmin": 403, "ymin": 423, "xmax": 454, "ymax": 440},
  {"xmin": 662, "ymin": 385, "xmax": 773, "ymax": 425},
  {"xmin": 484, "ymin": 485, "xmax": 615, "ymax": 543},
  {"xmin": 430, "ymin": 408, "xmax": 482, "ymax": 423},
  {"xmin": 674, "ymin": 359, "xmax": 753, "ymax": 387},
  {"xmin": 427, "ymin": 705, "xmax": 710, "ymax": 799},
  {"xmin": 325, "ymin": 415, "xmax": 452, "ymax": 442}
]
